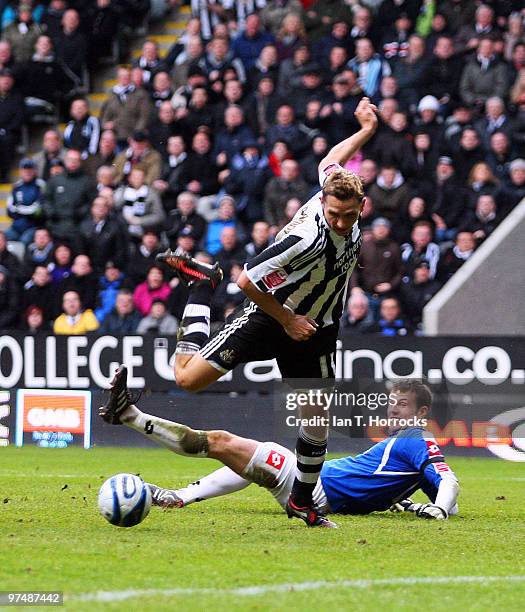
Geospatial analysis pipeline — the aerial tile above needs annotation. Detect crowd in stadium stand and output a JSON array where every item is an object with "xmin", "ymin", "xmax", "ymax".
[{"xmin": 0, "ymin": 0, "xmax": 525, "ymax": 337}]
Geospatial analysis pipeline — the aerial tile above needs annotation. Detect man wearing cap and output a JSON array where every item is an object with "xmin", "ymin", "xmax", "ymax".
[
  {"xmin": 114, "ymin": 130, "xmax": 162, "ymax": 186},
  {"xmin": 429, "ymin": 155, "xmax": 469, "ymax": 242},
  {"xmin": 6, "ymin": 158, "xmax": 45, "ymax": 245},
  {"xmin": 320, "ymin": 72, "xmax": 361, "ymax": 145}
]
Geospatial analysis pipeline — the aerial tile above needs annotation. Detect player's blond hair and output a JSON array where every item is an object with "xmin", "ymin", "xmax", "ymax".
[{"xmin": 322, "ymin": 170, "xmax": 364, "ymax": 202}]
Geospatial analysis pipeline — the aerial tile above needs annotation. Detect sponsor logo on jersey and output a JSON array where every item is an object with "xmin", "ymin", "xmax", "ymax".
[
  {"xmin": 266, "ymin": 450, "xmax": 285, "ymax": 470},
  {"xmin": 426, "ymin": 439, "xmax": 443, "ymax": 457},
  {"xmin": 262, "ymin": 270, "xmax": 287, "ymax": 289}
]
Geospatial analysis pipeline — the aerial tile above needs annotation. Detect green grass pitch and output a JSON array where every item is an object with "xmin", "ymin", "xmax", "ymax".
[{"xmin": 1, "ymin": 447, "xmax": 524, "ymax": 611}]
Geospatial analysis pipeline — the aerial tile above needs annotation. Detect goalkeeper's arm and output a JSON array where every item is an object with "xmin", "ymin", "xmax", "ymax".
[{"xmin": 392, "ymin": 471, "xmax": 460, "ymax": 520}]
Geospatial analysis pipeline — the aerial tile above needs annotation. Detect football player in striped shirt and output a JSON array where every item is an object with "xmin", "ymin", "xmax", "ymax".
[
  {"xmin": 101, "ymin": 378, "xmax": 460, "ymax": 521},
  {"xmin": 104, "ymin": 97, "xmax": 379, "ymax": 528}
]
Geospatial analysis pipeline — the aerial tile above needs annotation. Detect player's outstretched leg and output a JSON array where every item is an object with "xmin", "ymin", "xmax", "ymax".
[{"xmin": 148, "ymin": 467, "xmax": 251, "ymax": 508}]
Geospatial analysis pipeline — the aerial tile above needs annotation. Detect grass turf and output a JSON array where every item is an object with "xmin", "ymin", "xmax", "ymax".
[{"xmin": 1, "ymin": 447, "xmax": 524, "ymax": 611}]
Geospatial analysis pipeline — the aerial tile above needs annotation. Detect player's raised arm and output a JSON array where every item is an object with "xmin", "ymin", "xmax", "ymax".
[{"xmin": 318, "ymin": 97, "xmax": 378, "ymax": 172}]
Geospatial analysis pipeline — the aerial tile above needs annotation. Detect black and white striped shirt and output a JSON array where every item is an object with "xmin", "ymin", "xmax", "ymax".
[
  {"xmin": 192, "ymin": 0, "xmax": 267, "ymax": 40},
  {"xmin": 245, "ymin": 164, "xmax": 362, "ymax": 328}
]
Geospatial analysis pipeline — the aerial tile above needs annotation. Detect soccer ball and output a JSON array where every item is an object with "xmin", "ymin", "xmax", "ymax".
[{"xmin": 98, "ymin": 473, "xmax": 152, "ymax": 527}]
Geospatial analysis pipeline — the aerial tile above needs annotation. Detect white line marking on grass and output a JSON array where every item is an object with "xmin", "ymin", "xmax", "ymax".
[{"xmin": 70, "ymin": 575, "xmax": 525, "ymax": 602}]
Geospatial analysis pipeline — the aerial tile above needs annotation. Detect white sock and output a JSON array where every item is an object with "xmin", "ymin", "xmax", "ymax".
[
  {"xmin": 121, "ymin": 405, "xmax": 209, "ymax": 457},
  {"xmin": 175, "ymin": 466, "xmax": 250, "ymax": 505}
]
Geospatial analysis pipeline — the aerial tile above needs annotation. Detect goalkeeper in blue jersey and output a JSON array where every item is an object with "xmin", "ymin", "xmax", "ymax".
[{"xmin": 100, "ymin": 378, "xmax": 459, "ymax": 523}]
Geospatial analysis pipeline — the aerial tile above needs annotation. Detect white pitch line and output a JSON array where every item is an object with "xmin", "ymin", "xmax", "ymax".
[{"xmin": 70, "ymin": 575, "xmax": 525, "ymax": 603}]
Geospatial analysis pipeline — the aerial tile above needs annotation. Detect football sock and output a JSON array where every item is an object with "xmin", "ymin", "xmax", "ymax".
[
  {"xmin": 175, "ymin": 282, "xmax": 213, "ymax": 355},
  {"xmin": 121, "ymin": 406, "xmax": 209, "ymax": 457},
  {"xmin": 290, "ymin": 426, "xmax": 327, "ymax": 507},
  {"xmin": 174, "ymin": 466, "xmax": 250, "ymax": 505}
]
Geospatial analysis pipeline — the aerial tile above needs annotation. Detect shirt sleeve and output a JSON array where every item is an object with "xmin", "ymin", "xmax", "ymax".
[
  {"xmin": 318, "ymin": 162, "xmax": 344, "ymax": 188},
  {"xmin": 399, "ymin": 434, "xmax": 458, "ymax": 507},
  {"xmin": 244, "ymin": 234, "xmax": 306, "ymax": 293}
]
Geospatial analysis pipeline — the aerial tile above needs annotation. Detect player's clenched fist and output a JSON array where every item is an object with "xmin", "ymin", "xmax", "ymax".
[
  {"xmin": 354, "ymin": 97, "xmax": 378, "ymax": 133},
  {"xmin": 283, "ymin": 314, "xmax": 318, "ymax": 341}
]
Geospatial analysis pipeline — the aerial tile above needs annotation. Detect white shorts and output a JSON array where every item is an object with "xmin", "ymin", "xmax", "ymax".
[{"xmin": 241, "ymin": 442, "xmax": 329, "ymax": 513}]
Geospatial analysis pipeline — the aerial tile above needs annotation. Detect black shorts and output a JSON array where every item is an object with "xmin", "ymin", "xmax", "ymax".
[{"xmin": 199, "ymin": 301, "xmax": 338, "ymax": 380}]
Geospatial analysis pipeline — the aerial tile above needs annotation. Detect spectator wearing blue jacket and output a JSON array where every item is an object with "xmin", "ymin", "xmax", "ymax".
[
  {"xmin": 347, "ymin": 38, "xmax": 391, "ymax": 99},
  {"xmin": 6, "ymin": 158, "xmax": 45, "ymax": 245},
  {"xmin": 98, "ymin": 289, "xmax": 141, "ymax": 334},
  {"xmin": 232, "ymin": 14, "xmax": 274, "ymax": 72},
  {"xmin": 94, "ymin": 261, "xmax": 126, "ymax": 323},
  {"xmin": 212, "ymin": 106, "xmax": 256, "ymax": 167},
  {"xmin": 204, "ymin": 195, "xmax": 239, "ymax": 255},
  {"xmin": 371, "ymin": 297, "xmax": 411, "ymax": 336},
  {"xmin": 224, "ymin": 141, "xmax": 271, "ymax": 223}
]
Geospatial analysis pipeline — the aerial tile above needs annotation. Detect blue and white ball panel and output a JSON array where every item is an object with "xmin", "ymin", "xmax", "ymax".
[{"xmin": 98, "ymin": 473, "xmax": 152, "ymax": 527}]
